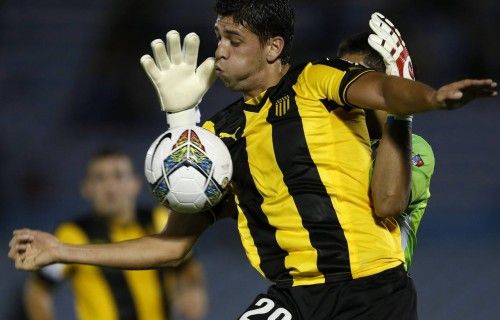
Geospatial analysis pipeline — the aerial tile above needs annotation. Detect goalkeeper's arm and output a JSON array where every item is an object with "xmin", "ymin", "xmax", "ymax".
[{"xmin": 371, "ymin": 112, "xmax": 412, "ymax": 218}]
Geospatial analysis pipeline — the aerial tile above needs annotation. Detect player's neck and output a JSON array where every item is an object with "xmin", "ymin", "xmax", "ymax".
[
  {"xmin": 112, "ymin": 208, "xmax": 136, "ymax": 225},
  {"xmin": 242, "ymin": 63, "xmax": 290, "ymax": 101},
  {"xmin": 95, "ymin": 207, "xmax": 137, "ymax": 225}
]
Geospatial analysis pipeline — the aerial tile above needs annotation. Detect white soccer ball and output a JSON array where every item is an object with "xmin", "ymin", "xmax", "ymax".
[{"xmin": 145, "ymin": 126, "xmax": 233, "ymax": 214}]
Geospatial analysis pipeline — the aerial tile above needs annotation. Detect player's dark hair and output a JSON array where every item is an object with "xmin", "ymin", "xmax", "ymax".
[
  {"xmin": 86, "ymin": 147, "xmax": 134, "ymax": 174},
  {"xmin": 89, "ymin": 147, "xmax": 129, "ymax": 162},
  {"xmin": 337, "ymin": 31, "xmax": 386, "ymax": 72},
  {"xmin": 214, "ymin": 0, "xmax": 295, "ymax": 64},
  {"xmin": 338, "ymin": 31, "xmax": 419, "ymax": 79}
]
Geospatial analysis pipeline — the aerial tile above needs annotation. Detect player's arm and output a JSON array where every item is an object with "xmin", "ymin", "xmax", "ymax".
[
  {"xmin": 368, "ymin": 13, "xmax": 413, "ymax": 218},
  {"xmin": 8, "ymin": 212, "xmax": 213, "ymax": 271},
  {"xmin": 371, "ymin": 112, "xmax": 412, "ymax": 218},
  {"xmin": 173, "ymin": 257, "xmax": 208, "ymax": 320},
  {"xmin": 24, "ymin": 276, "xmax": 55, "ymax": 320},
  {"xmin": 348, "ymin": 72, "xmax": 496, "ymax": 114}
]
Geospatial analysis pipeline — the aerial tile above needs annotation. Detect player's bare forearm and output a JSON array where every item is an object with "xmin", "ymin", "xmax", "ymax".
[
  {"xmin": 371, "ymin": 117, "xmax": 412, "ymax": 218},
  {"xmin": 58, "ymin": 234, "xmax": 195, "ymax": 269},
  {"xmin": 55, "ymin": 210, "xmax": 212, "ymax": 268},
  {"xmin": 348, "ymin": 72, "xmax": 497, "ymax": 114},
  {"xmin": 9, "ymin": 211, "xmax": 213, "ymax": 271}
]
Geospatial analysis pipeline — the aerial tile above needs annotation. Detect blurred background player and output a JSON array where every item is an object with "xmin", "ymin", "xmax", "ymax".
[
  {"xmin": 338, "ymin": 13, "xmax": 435, "ymax": 270},
  {"xmin": 23, "ymin": 148, "xmax": 207, "ymax": 320}
]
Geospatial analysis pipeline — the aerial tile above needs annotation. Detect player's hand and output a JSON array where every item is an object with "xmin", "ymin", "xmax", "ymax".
[
  {"xmin": 433, "ymin": 79, "xmax": 497, "ymax": 110},
  {"xmin": 140, "ymin": 31, "xmax": 216, "ymax": 113},
  {"xmin": 8, "ymin": 229, "xmax": 60, "ymax": 270},
  {"xmin": 368, "ymin": 12, "xmax": 415, "ymax": 80}
]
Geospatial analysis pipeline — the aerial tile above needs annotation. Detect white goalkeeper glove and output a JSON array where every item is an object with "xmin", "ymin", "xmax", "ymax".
[
  {"xmin": 369, "ymin": 12, "xmax": 414, "ymax": 121},
  {"xmin": 140, "ymin": 30, "xmax": 216, "ymax": 128},
  {"xmin": 368, "ymin": 12, "xmax": 415, "ymax": 81}
]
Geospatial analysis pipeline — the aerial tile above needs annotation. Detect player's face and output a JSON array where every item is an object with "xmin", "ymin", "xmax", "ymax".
[
  {"xmin": 214, "ymin": 16, "xmax": 269, "ymax": 92},
  {"xmin": 82, "ymin": 156, "xmax": 141, "ymax": 217}
]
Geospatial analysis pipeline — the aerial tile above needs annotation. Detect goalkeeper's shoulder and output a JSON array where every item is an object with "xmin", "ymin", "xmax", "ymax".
[{"xmin": 411, "ymin": 134, "xmax": 435, "ymax": 177}]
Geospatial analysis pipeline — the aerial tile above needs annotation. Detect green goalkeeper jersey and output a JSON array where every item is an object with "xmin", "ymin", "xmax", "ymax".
[{"xmin": 372, "ymin": 134, "xmax": 435, "ymax": 270}]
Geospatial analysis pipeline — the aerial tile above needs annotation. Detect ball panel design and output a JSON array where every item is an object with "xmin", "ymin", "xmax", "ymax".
[
  {"xmin": 188, "ymin": 146, "xmax": 213, "ymax": 176},
  {"xmin": 164, "ymin": 145, "xmax": 189, "ymax": 175},
  {"xmin": 205, "ymin": 179, "xmax": 223, "ymax": 205},
  {"xmin": 150, "ymin": 177, "xmax": 169, "ymax": 204},
  {"xmin": 145, "ymin": 126, "xmax": 233, "ymax": 214}
]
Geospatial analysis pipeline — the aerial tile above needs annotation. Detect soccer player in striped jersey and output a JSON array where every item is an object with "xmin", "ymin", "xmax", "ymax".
[
  {"xmin": 337, "ymin": 13, "xmax": 435, "ymax": 270},
  {"xmin": 9, "ymin": 1, "xmax": 496, "ymax": 319},
  {"xmin": 23, "ymin": 149, "xmax": 207, "ymax": 320}
]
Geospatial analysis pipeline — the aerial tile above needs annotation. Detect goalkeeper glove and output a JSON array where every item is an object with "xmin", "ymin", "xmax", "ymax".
[
  {"xmin": 368, "ymin": 12, "xmax": 414, "ymax": 121},
  {"xmin": 368, "ymin": 12, "xmax": 415, "ymax": 81},
  {"xmin": 140, "ymin": 31, "xmax": 216, "ymax": 128}
]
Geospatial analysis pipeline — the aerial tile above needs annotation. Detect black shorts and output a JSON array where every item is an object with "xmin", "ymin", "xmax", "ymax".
[{"xmin": 238, "ymin": 265, "xmax": 417, "ymax": 320}]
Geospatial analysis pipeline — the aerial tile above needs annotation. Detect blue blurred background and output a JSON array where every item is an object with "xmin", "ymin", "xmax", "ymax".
[{"xmin": 1, "ymin": 0, "xmax": 499, "ymax": 319}]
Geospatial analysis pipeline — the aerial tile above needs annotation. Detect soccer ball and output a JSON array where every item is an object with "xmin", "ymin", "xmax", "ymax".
[{"xmin": 145, "ymin": 126, "xmax": 233, "ymax": 214}]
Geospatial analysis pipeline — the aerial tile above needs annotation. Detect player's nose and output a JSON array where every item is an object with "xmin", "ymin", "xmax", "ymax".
[{"xmin": 215, "ymin": 42, "xmax": 228, "ymax": 60}]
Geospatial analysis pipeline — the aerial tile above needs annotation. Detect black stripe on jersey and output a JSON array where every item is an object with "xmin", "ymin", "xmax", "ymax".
[
  {"xmin": 320, "ymin": 98, "xmax": 351, "ymax": 112},
  {"xmin": 75, "ymin": 216, "xmax": 139, "ymax": 320},
  {"xmin": 216, "ymin": 103, "xmax": 292, "ymax": 284},
  {"xmin": 313, "ymin": 58, "xmax": 375, "ymax": 109},
  {"xmin": 267, "ymin": 79, "xmax": 352, "ymax": 282}
]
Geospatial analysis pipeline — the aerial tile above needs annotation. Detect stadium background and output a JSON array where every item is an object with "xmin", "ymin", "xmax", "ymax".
[{"xmin": 0, "ymin": 0, "xmax": 499, "ymax": 318}]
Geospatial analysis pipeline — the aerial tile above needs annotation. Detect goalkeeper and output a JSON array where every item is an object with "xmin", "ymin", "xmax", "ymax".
[{"xmin": 338, "ymin": 13, "xmax": 435, "ymax": 270}]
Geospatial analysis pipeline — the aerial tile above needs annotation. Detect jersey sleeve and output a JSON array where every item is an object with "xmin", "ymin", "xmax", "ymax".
[
  {"xmin": 409, "ymin": 134, "xmax": 435, "ymax": 204},
  {"xmin": 298, "ymin": 58, "xmax": 375, "ymax": 109}
]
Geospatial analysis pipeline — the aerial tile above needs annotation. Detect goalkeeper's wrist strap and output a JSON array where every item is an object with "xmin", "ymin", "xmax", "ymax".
[
  {"xmin": 166, "ymin": 108, "xmax": 199, "ymax": 128},
  {"xmin": 387, "ymin": 114, "xmax": 413, "ymax": 127}
]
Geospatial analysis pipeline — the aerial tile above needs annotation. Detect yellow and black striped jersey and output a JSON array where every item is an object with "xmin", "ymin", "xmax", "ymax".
[
  {"xmin": 37, "ymin": 208, "xmax": 176, "ymax": 320},
  {"xmin": 203, "ymin": 58, "xmax": 404, "ymax": 287}
]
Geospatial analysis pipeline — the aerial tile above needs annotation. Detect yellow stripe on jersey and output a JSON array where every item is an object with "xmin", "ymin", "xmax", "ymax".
[
  {"xmin": 296, "ymin": 63, "xmax": 345, "ymax": 104},
  {"xmin": 242, "ymin": 107, "xmax": 322, "ymax": 286},
  {"xmin": 236, "ymin": 197, "xmax": 264, "ymax": 277},
  {"xmin": 56, "ymin": 223, "xmax": 120, "ymax": 320}
]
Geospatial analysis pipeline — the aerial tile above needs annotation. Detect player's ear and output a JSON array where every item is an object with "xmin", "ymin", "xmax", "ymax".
[{"xmin": 266, "ymin": 36, "xmax": 285, "ymax": 63}]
